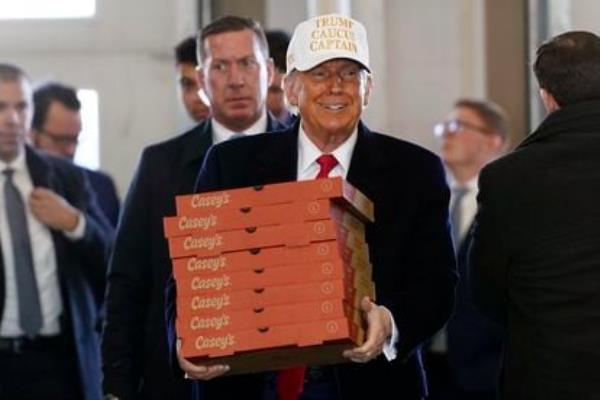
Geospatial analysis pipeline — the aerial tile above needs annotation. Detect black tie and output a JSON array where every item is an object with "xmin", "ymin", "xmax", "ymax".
[{"xmin": 3, "ymin": 168, "xmax": 42, "ymax": 337}]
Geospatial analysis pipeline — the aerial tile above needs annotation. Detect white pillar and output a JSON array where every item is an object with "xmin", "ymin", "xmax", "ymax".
[
  {"xmin": 307, "ymin": 0, "xmax": 351, "ymax": 17},
  {"xmin": 351, "ymin": 0, "xmax": 388, "ymax": 133}
]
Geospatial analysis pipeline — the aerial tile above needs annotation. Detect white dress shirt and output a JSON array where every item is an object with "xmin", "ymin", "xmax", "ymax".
[
  {"xmin": 296, "ymin": 124, "xmax": 399, "ymax": 361},
  {"xmin": 447, "ymin": 174, "xmax": 479, "ymax": 242},
  {"xmin": 211, "ymin": 111, "xmax": 269, "ymax": 145},
  {"xmin": 0, "ymin": 149, "xmax": 85, "ymax": 337}
]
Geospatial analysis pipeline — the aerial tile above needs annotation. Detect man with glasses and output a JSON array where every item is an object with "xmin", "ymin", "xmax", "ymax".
[
  {"xmin": 172, "ymin": 14, "xmax": 457, "ymax": 400},
  {"xmin": 102, "ymin": 15, "xmax": 285, "ymax": 400},
  {"xmin": 428, "ymin": 99, "xmax": 507, "ymax": 400},
  {"xmin": 31, "ymin": 82, "xmax": 120, "ymax": 227}
]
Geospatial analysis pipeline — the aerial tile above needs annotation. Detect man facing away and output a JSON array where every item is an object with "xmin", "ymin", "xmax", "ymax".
[
  {"xmin": 171, "ymin": 14, "xmax": 457, "ymax": 400},
  {"xmin": 30, "ymin": 82, "xmax": 121, "ymax": 227},
  {"xmin": 102, "ymin": 16, "xmax": 285, "ymax": 400},
  {"xmin": 427, "ymin": 99, "xmax": 507, "ymax": 400},
  {"xmin": 0, "ymin": 63, "xmax": 112, "ymax": 400},
  {"xmin": 469, "ymin": 31, "xmax": 600, "ymax": 400}
]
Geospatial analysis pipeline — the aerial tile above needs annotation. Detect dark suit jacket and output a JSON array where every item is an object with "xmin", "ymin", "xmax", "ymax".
[
  {"xmin": 83, "ymin": 168, "xmax": 120, "ymax": 228},
  {"xmin": 469, "ymin": 100, "xmax": 600, "ymax": 400},
  {"xmin": 0, "ymin": 146, "xmax": 112, "ymax": 400},
  {"xmin": 446, "ymin": 223, "xmax": 503, "ymax": 391},
  {"xmin": 168, "ymin": 121, "xmax": 456, "ymax": 399},
  {"xmin": 102, "ymin": 117, "xmax": 284, "ymax": 400}
]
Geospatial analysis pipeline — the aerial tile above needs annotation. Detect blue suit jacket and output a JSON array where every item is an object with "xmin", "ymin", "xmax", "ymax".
[
  {"xmin": 446, "ymin": 224, "xmax": 503, "ymax": 391},
  {"xmin": 0, "ymin": 146, "xmax": 113, "ymax": 400},
  {"xmin": 166, "ymin": 121, "xmax": 457, "ymax": 399},
  {"xmin": 83, "ymin": 168, "xmax": 120, "ymax": 228}
]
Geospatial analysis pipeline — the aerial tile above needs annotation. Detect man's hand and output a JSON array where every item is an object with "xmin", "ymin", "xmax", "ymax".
[
  {"xmin": 29, "ymin": 187, "xmax": 79, "ymax": 231},
  {"xmin": 343, "ymin": 296, "xmax": 392, "ymax": 363},
  {"xmin": 176, "ymin": 339, "xmax": 230, "ymax": 380}
]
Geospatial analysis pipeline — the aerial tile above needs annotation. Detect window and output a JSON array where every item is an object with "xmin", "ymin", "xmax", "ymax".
[
  {"xmin": 74, "ymin": 89, "xmax": 100, "ymax": 170},
  {"xmin": 0, "ymin": 0, "xmax": 95, "ymax": 20}
]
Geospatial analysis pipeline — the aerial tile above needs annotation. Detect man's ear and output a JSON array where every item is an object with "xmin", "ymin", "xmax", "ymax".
[
  {"xmin": 283, "ymin": 73, "xmax": 299, "ymax": 107},
  {"xmin": 539, "ymin": 88, "xmax": 560, "ymax": 113},
  {"xmin": 266, "ymin": 58, "xmax": 275, "ymax": 87},
  {"xmin": 362, "ymin": 74, "xmax": 373, "ymax": 107}
]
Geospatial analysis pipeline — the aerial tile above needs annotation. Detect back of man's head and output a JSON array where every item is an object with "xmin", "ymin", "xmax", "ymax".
[
  {"xmin": 266, "ymin": 30, "xmax": 290, "ymax": 73},
  {"xmin": 196, "ymin": 15, "xmax": 269, "ymax": 63},
  {"xmin": 175, "ymin": 36, "xmax": 198, "ymax": 66},
  {"xmin": 534, "ymin": 31, "xmax": 600, "ymax": 107},
  {"xmin": 32, "ymin": 82, "xmax": 80, "ymax": 131}
]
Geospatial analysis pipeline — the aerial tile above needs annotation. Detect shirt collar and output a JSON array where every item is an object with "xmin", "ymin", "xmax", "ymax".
[
  {"xmin": 297, "ymin": 123, "xmax": 358, "ymax": 178},
  {"xmin": 211, "ymin": 110, "xmax": 269, "ymax": 145},
  {"xmin": 447, "ymin": 172, "xmax": 478, "ymax": 192},
  {"xmin": 0, "ymin": 146, "xmax": 26, "ymax": 175}
]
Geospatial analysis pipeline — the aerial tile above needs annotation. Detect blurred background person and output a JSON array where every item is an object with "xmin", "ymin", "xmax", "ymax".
[
  {"xmin": 428, "ymin": 98, "xmax": 507, "ymax": 400},
  {"xmin": 31, "ymin": 82, "xmax": 120, "ymax": 227},
  {"xmin": 175, "ymin": 36, "xmax": 211, "ymax": 124},
  {"xmin": 265, "ymin": 29, "xmax": 294, "ymax": 125}
]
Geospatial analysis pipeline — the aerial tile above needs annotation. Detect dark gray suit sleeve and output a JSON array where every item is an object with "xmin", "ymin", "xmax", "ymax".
[{"xmin": 469, "ymin": 166, "xmax": 510, "ymax": 325}]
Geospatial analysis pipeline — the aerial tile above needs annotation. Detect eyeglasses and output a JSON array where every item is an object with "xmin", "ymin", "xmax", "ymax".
[
  {"xmin": 306, "ymin": 64, "xmax": 365, "ymax": 83},
  {"xmin": 37, "ymin": 129, "xmax": 79, "ymax": 146},
  {"xmin": 433, "ymin": 119, "xmax": 490, "ymax": 137}
]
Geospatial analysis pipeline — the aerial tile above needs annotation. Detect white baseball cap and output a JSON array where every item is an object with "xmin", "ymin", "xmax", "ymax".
[{"xmin": 286, "ymin": 14, "xmax": 370, "ymax": 74}]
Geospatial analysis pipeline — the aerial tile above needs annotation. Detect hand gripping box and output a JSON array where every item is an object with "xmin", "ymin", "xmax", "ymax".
[
  {"xmin": 175, "ymin": 177, "xmax": 374, "ymax": 224},
  {"xmin": 164, "ymin": 198, "xmax": 364, "ymax": 238},
  {"xmin": 171, "ymin": 240, "xmax": 372, "ymax": 282},
  {"xmin": 168, "ymin": 217, "xmax": 365, "ymax": 259},
  {"xmin": 179, "ymin": 315, "xmax": 364, "ymax": 361},
  {"xmin": 176, "ymin": 279, "xmax": 375, "ymax": 316}
]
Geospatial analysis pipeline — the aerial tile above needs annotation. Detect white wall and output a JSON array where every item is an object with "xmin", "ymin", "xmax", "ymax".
[
  {"xmin": 1, "ymin": 0, "xmax": 499, "ymax": 193},
  {"xmin": 0, "ymin": 0, "xmax": 198, "ymax": 195}
]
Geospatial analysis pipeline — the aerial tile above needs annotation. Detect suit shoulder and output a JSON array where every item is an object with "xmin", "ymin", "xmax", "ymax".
[
  {"xmin": 370, "ymin": 131, "xmax": 442, "ymax": 167},
  {"xmin": 141, "ymin": 123, "xmax": 208, "ymax": 160},
  {"xmin": 210, "ymin": 129, "xmax": 293, "ymax": 156}
]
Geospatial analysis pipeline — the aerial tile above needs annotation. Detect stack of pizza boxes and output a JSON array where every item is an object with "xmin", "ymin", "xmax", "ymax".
[{"xmin": 163, "ymin": 177, "xmax": 376, "ymax": 374}]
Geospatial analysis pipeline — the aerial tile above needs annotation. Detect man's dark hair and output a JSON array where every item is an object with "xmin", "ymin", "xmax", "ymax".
[
  {"xmin": 534, "ymin": 30, "xmax": 600, "ymax": 107},
  {"xmin": 175, "ymin": 36, "xmax": 198, "ymax": 65},
  {"xmin": 266, "ymin": 30, "xmax": 290, "ymax": 72},
  {"xmin": 0, "ymin": 63, "xmax": 28, "ymax": 82},
  {"xmin": 32, "ymin": 82, "xmax": 80, "ymax": 131},
  {"xmin": 454, "ymin": 98, "xmax": 508, "ymax": 140},
  {"xmin": 196, "ymin": 15, "xmax": 269, "ymax": 62}
]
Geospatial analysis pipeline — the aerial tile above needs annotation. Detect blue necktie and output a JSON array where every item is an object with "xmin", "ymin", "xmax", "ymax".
[{"xmin": 3, "ymin": 169, "xmax": 42, "ymax": 337}]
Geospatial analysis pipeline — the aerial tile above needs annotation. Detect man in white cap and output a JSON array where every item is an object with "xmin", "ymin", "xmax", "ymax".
[{"xmin": 171, "ymin": 13, "xmax": 456, "ymax": 400}]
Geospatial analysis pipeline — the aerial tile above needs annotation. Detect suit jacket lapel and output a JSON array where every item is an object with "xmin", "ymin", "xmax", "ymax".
[
  {"xmin": 254, "ymin": 123, "xmax": 298, "ymax": 183},
  {"xmin": 26, "ymin": 146, "xmax": 55, "ymax": 189},
  {"xmin": 347, "ymin": 122, "xmax": 385, "ymax": 198}
]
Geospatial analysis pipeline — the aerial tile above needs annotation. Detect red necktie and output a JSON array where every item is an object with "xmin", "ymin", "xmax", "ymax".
[
  {"xmin": 315, "ymin": 154, "xmax": 338, "ymax": 179},
  {"xmin": 276, "ymin": 154, "xmax": 339, "ymax": 400}
]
